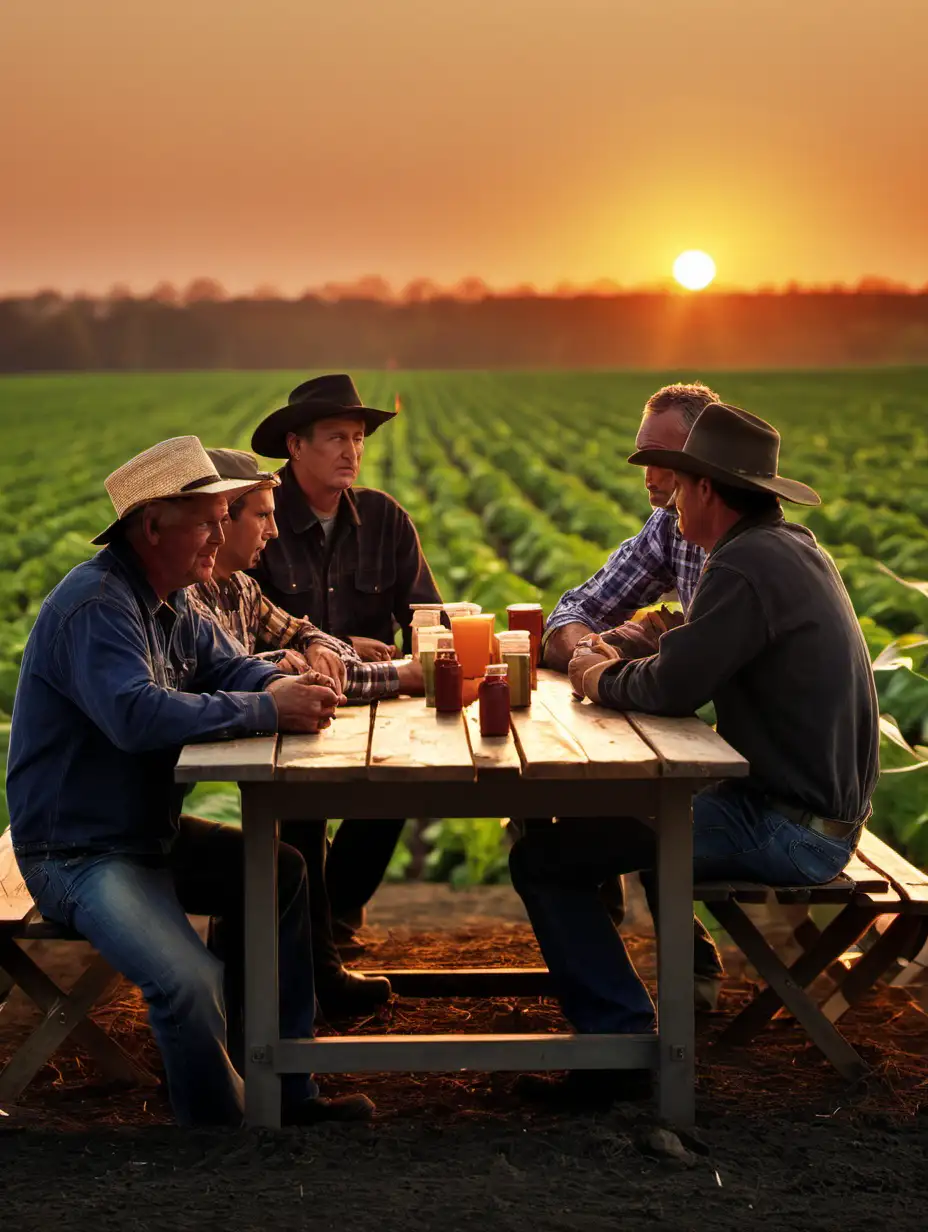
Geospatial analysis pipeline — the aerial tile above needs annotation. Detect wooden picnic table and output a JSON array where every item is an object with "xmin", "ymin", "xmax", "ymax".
[{"xmin": 176, "ymin": 669, "xmax": 748, "ymax": 1128}]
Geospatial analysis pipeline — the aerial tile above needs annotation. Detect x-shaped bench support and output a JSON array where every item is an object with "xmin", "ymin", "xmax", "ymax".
[
  {"xmin": 708, "ymin": 898, "xmax": 878, "ymax": 1079},
  {"xmin": 0, "ymin": 935, "xmax": 156, "ymax": 1101}
]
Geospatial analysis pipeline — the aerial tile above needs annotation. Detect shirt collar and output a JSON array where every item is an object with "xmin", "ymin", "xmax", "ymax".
[
  {"xmin": 104, "ymin": 538, "xmax": 166, "ymax": 615},
  {"xmin": 710, "ymin": 506, "xmax": 786, "ymax": 557},
  {"xmin": 278, "ymin": 463, "xmax": 362, "ymax": 534}
]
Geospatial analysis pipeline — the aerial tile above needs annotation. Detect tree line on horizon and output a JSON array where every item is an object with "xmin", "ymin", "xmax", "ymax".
[{"xmin": 1, "ymin": 286, "xmax": 926, "ymax": 371}]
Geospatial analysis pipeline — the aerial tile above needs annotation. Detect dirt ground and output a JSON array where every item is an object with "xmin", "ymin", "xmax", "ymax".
[{"xmin": 2, "ymin": 883, "xmax": 928, "ymax": 1232}]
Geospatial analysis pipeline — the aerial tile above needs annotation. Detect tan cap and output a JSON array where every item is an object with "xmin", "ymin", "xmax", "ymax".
[{"xmin": 92, "ymin": 436, "xmax": 258, "ymax": 545}]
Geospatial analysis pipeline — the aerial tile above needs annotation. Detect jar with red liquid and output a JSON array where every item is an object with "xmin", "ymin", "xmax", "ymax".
[
  {"xmin": 478, "ymin": 663, "xmax": 511, "ymax": 737},
  {"xmin": 506, "ymin": 603, "xmax": 544, "ymax": 688},
  {"xmin": 433, "ymin": 634, "xmax": 463, "ymax": 713}
]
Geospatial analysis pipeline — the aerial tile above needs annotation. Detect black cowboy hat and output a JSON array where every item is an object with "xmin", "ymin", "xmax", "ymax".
[
  {"xmin": 628, "ymin": 402, "xmax": 820, "ymax": 506},
  {"xmin": 251, "ymin": 374, "xmax": 396, "ymax": 458}
]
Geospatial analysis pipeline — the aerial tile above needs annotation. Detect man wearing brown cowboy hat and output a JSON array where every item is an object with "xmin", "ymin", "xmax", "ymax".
[
  {"xmin": 189, "ymin": 446, "xmax": 425, "ymax": 1016},
  {"xmin": 250, "ymin": 374, "xmax": 442, "ymax": 948},
  {"xmin": 509, "ymin": 403, "xmax": 879, "ymax": 1109},
  {"xmin": 7, "ymin": 436, "xmax": 374, "ymax": 1127}
]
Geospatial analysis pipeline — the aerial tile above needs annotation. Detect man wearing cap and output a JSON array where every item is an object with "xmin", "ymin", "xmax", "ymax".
[
  {"xmin": 189, "ymin": 447, "xmax": 424, "ymax": 1016},
  {"xmin": 510, "ymin": 403, "xmax": 879, "ymax": 1109},
  {"xmin": 6, "ymin": 436, "xmax": 373, "ymax": 1127},
  {"xmin": 249, "ymin": 374, "xmax": 442, "ymax": 943}
]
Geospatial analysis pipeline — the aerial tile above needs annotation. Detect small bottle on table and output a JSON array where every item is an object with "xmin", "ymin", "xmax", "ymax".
[
  {"xmin": 433, "ymin": 634, "xmax": 463, "ymax": 713},
  {"xmin": 479, "ymin": 663, "xmax": 511, "ymax": 736}
]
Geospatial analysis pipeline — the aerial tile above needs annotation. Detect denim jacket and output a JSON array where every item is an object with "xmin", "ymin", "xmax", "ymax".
[{"xmin": 7, "ymin": 539, "xmax": 281, "ymax": 857}]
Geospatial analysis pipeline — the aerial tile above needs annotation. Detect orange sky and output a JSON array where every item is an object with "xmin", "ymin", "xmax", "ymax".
[{"xmin": 4, "ymin": 0, "xmax": 927, "ymax": 295}]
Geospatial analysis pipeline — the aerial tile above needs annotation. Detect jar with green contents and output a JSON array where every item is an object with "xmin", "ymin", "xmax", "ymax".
[
  {"xmin": 496, "ymin": 629, "xmax": 532, "ymax": 708},
  {"xmin": 416, "ymin": 626, "xmax": 443, "ymax": 707}
]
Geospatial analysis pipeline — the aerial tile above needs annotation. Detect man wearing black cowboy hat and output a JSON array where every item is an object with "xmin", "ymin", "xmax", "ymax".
[
  {"xmin": 509, "ymin": 403, "xmax": 879, "ymax": 1108},
  {"xmin": 250, "ymin": 374, "xmax": 442, "ymax": 947}
]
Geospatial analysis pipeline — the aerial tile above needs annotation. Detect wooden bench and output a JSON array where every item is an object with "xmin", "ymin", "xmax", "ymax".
[
  {"xmin": 0, "ymin": 830, "xmax": 155, "ymax": 1100},
  {"xmin": 377, "ymin": 830, "xmax": 928, "ymax": 1084},
  {"xmin": 705, "ymin": 827, "xmax": 928, "ymax": 1076}
]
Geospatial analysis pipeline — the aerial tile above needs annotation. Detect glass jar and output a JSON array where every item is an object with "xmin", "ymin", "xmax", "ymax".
[
  {"xmin": 479, "ymin": 663, "xmax": 511, "ymax": 737},
  {"xmin": 496, "ymin": 630, "xmax": 532, "ymax": 708}
]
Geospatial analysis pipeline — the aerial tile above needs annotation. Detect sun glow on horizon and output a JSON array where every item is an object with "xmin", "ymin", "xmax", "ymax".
[{"xmin": 673, "ymin": 250, "xmax": 717, "ymax": 290}]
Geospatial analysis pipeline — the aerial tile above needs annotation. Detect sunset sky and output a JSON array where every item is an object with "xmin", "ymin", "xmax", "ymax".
[{"xmin": 4, "ymin": 0, "xmax": 926, "ymax": 296}]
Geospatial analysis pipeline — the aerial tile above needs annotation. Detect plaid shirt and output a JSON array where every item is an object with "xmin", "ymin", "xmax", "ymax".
[
  {"xmin": 189, "ymin": 572, "xmax": 399, "ymax": 701},
  {"xmin": 545, "ymin": 507, "xmax": 706, "ymax": 636}
]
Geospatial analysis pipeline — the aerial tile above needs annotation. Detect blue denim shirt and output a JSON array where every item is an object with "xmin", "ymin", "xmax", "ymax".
[{"xmin": 7, "ymin": 540, "xmax": 281, "ymax": 857}]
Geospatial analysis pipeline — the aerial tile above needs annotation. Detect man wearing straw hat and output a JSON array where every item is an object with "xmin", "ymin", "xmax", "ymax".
[
  {"xmin": 509, "ymin": 404, "xmax": 879, "ymax": 1108},
  {"xmin": 7, "ymin": 436, "xmax": 374, "ymax": 1127},
  {"xmin": 190, "ymin": 446, "xmax": 424, "ymax": 1017}
]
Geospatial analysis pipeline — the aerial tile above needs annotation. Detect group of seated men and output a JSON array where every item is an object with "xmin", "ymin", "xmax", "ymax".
[{"xmin": 6, "ymin": 374, "xmax": 878, "ymax": 1124}]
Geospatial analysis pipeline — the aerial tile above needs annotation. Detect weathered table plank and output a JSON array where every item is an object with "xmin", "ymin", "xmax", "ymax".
[
  {"xmin": 537, "ymin": 678, "xmax": 661, "ymax": 779},
  {"xmin": 624, "ymin": 712, "xmax": 749, "ymax": 778},
  {"xmin": 509, "ymin": 700, "xmax": 589, "ymax": 778},
  {"xmin": 277, "ymin": 703, "xmax": 373, "ymax": 781},
  {"xmin": 463, "ymin": 704, "xmax": 522, "ymax": 778},
  {"xmin": 368, "ymin": 696, "xmax": 475, "ymax": 781},
  {"xmin": 174, "ymin": 736, "xmax": 279, "ymax": 782}
]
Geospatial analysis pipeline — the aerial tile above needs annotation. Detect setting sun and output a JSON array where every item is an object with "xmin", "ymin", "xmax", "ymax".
[{"xmin": 673, "ymin": 250, "xmax": 717, "ymax": 291}]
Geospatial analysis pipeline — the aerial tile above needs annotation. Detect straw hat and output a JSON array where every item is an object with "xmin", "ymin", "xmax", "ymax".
[
  {"xmin": 627, "ymin": 402, "xmax": 820, "ymax": 506},
  {"xmin": 92, "ymin": 436, "xmax": 259, "ymax": 545}
]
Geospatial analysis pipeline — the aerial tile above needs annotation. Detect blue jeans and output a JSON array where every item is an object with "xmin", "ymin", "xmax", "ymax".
[
  {"xmin": 509, "ymin": 782, "xmax": 859, "ymax": 1036},
  {"xmin": 17, "ymin": 816, "xmax": 317, "ymax": 1127}
]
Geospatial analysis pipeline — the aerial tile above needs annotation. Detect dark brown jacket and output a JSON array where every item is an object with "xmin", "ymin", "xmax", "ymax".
[
  {"xmin": 597, "ymin": 511, "xmax": 879, "ymax": 823},
  {"xmin": 250, "ymin": 465, "xmax": 441, "ymax": 649}
]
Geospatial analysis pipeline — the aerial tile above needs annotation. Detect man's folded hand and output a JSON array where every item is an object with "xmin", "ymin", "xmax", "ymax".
[
  {"xmin": 568, "ymin": 635, "xmax": 621, "ymax": 698},
  {"xmin": 267, "ymin": 674, "xmax": 346, "ymax": 732}
]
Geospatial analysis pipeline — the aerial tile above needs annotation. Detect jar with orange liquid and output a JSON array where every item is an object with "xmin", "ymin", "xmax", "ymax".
[{"xmin": 450, "ymin": 613, "xmax": 496, "ymax": 679}]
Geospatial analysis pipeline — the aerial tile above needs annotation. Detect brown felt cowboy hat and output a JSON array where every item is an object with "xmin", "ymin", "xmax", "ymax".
[
  {"xmin": 92, "ymin": 437, "xmax": 259, "ymax": 545},
  {"xmin": 628, "ymin": 402, "xmax": 821, "ymax": 506},
  {"xmin": 251, "ymin": 374, "xmax": 396, "ymax": 458}
]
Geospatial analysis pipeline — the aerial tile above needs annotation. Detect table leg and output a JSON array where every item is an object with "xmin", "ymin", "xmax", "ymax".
[
  {"xmin": 242, "ymin": 784, "xmax": 281, "ymax": 1128},
  {"xmin": 655, "ymin": 781, "xmax": 695, "ymax": 1127}
]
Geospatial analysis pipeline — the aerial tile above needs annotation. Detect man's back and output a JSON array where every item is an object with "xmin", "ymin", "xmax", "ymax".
[
  {"xmin": 708, "ymin": 517, "xmax": 879, "ymax": 821},
  {"xmin": 598, "ymin": 514, "xmax": 879, "ymax": 824}
]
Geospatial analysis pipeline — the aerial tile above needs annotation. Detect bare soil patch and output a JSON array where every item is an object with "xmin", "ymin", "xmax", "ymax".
[{"xmin": 2, "ymin": 884, "xmax": 927, "ymax": 1230}]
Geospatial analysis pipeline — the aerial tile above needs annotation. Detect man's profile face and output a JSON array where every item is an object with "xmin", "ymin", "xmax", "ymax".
[
  {"xmin": 671, "ymin": 473, "xmax": 711, "ymax": 546},
  {"xmin": 219, "ymin": 486, "xmax": 278, "ymax": 574},
  {"xmin": 150, "ymin": 493, "xmax": 229, "ymax": 587},
  {"xmin": 288, "ymin": 414, "xmax": 366, "ymax": 494},
  {"xmin": 635, "ymin": 409, "xmax": 691, "ymax": 508}
]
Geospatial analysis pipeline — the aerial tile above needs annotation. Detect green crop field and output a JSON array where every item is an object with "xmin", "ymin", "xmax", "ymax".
[{"xmin": 2, "ymin": 368, "xmax": 928, "ymax": 872}]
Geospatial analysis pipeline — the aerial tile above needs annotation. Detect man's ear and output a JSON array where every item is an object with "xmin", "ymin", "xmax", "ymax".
[
  {"xmin": 285, "ymin": 431, "xmax": 301, "ymax": 460},
  {"xmin": 140, "ymin": 504, "xmax": 162, "ymax": 545}
]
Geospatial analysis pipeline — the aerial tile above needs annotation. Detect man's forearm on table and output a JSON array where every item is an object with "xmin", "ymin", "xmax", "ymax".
[{"xmin": 345, "ymin": 660, "xmax": 400, "ymax": 700}]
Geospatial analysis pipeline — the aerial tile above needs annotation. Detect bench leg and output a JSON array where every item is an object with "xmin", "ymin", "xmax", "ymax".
[
  {"xmin": 717, "ymin": 901, "xmax": 875, "ymax": 1045},
  {"xmin": 655, "ymin": 782, "xmax": 695, "ymax": 1128},
  {"xmin": 710, "ymin": 900, "xmax": 870, "ymax": 1080},
  {"xmin": 0, "ymin": 937, "xmax": 155, "ymax": 1101},
  {"xmin": 820, "ymin": 915, "xmax": 928, "ymax": 1023}
]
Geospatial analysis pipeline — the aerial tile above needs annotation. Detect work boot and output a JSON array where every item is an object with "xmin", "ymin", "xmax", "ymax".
[
  {"xmin": 332, "ymin": 907, "xmax": 367, "ymax": 958},
  {"xmin": 283, "ymin": 1093, "xmax": 375, "ymax": 1125},
  {"xmin": 694, "ymin": 974, "xmax": 723, "ymax": 1013},
  {"xmin": 514, "ymin": 1068, "xmax": 652, "ymax": 1111},
  {"xmin": 316, "ymin": 968, "xmax": 392, "ymax": 1020}
]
